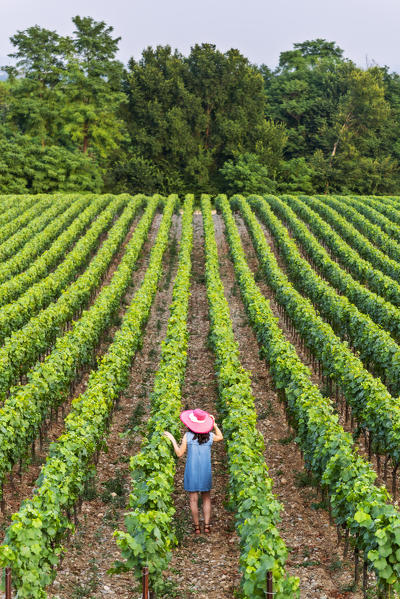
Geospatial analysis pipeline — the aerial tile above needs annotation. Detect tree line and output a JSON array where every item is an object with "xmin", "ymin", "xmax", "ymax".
[{"xmin": 1, "ymin": 17, "xmax": 400, "ymax": 195}]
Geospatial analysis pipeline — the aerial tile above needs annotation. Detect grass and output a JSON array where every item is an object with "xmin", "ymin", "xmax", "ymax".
[
  {"xmin": 112, "ymin": 314, "xmax": 122, "ymax": 327},
  {"xmin": 311, "ymin": 498, "xmax": 329, "ymax": 511},
  {"xmin": 70, "ymin": 558, "xmax": 99, "ymax": 598},
  {"xmin": 328, "ymin": 554, "xmax": 343, "ymax": 572},
  {"xmin": 94, "ymin": 527, "xmax": 104, "ymax": 542},
  {"xmin": 258, "ymin": 399, "xmax": 274, "ymax": 419},
  {"xmin": 31, "ymin": 454, "xmax": 46, "ymax": 467},
  {"xmin": 254, "ymin": 267, "xmax": 264, "ymax": 282},
  {"xmin": 278, "ymin": 433, "xmax": 295, "ymax": 445},
  {"xmin": 193, "ymin": 535, "xmax": 208, "ymax": 544},
  {"xmin": 124, "ymin": 400, "xmax": 146, "ymax": 433},
  {"xmin": 300, "ymin": 559, "xmax": 321, "ymax": 567},
  {"xmin": 340, "ymin": 582, "xmax": 357, "ymax": 593},
  {"xmin": 157, "ymin": 579, "xmax": 184, "ymax": 598},
  {"xmin": 103, "ymin": 504, "xmax": 120, "ymax": 529},
  {"xmin": 81, "ymin": 467, "xmax": 97, "ymax": 501},
  {"xmin": 163, "ymin": 236, "xmax": 178, "ymax": 290},
  {"xmin": 100, "ymin": 469, "xmax": 127, "ymax": 508},
  {"xmin": 294, "ymin": 469, "xmax": 318, "ymax": 489},
  {"xmin": 173, "ymin": 510, "xmax": 191, "ymax": 545}
]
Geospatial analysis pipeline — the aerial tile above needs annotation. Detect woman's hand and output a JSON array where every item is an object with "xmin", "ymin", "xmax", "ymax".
[
  {"xmin": 163, "ymin": 431, "xmax": 174, "ymax": 441},
  {"xmin": 211, "ymin": 418, "xmax": 224, "ymax": 442},
  {"xmin": 209, "ymin": 414, "xmax": 217, "ymax": 429}
]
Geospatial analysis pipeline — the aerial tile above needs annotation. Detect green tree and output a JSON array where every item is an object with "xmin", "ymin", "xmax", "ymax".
[
  {"xmin": 264, "ymin": 39, "xmax": 400, "ymax": 193},
  {"xmin": 316, "ymin": 67, "xmax": 396, "ymax": 192},
  {"xmin": 118, "ymin": 45, "xmax": 206, "ymax": 194},
  {"xmin": 219, "ymin": 152, "xmax": 276, "ymax": 195},
  {"xmin": 2, "ymin": 26, "xmax": 70, "ymax": 145},
  {"xmin": 278, "ymin": 157, "xmax": 314, "ymax": 193},
  {"xmin": 263, "ymin": 39, "xmax": 348, "ymax": 158},
  {"xmin": 1, "ymin": 16, "xmax": 127, "ymax": 191},
  {"xmin": 3, "ymin": 26, "xmax": 400, "ymax": 196},
  {"xmin": 117, "ymin": 43, "xmax": 285, "ymax": 194},
  {"xmin": 58, "ymin": 16, "xmax": 126, "ymax": 159},
  {"xmin": 106, "ymin": 155, "xmax": 165, "ymax": 195},
  {"xmin": 0, "ymin": 128, "xmax": 102, "ymax": 193},
  {"xmin": 186, "ymin": 44, "xmax": 285, "ymax": 188}
]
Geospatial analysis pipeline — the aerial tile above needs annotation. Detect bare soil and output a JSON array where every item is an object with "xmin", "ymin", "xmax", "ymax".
[
  {"xmin": 166, "ymin": 212, "xmax": 241, "ymax": 599},
  {"xmin": 0, "ymin": 209, "xmax": 162, "ymax": 558},
  {"xmin": 47, "ymin": 213, "xmax": 180, "ymax": 599},
  {"xmin": 215, "ymin": 212, "xmax": 364, "ymax": 599},
  {"xmin": 2, "ymin": 206, "xmax": 389, "ymax": 599},
  {"xmin": 252, "ymin": 210, "xmax": 400, "ymax": 505}
]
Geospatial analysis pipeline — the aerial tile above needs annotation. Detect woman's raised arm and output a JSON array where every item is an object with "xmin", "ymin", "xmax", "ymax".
[
  {"xmin": 210, "ymin": 416, "xmax": 223, "ymax": 442},
  {"xmin": 163, "ymin": 431, "xmax": 187, "ymax": 457}
]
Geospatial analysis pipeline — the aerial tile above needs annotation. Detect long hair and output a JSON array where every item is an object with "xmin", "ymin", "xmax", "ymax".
[{"xmin": 190, "ymin": 431, "xmax": 210, "ymax": 445}]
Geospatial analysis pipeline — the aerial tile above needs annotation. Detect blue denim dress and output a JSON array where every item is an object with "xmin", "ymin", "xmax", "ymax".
[{"xmin": 184, "ymin": 431, "xmax": 214, "ymax": 492}]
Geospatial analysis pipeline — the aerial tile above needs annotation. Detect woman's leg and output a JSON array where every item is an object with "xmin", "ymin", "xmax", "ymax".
[
  {"xmin": 202, "ymin": 491, "xmax": 211, "ymax": 528},
  {"xmin": 189, "ymin": 492, "xmax": 200, "ymax": 529}
]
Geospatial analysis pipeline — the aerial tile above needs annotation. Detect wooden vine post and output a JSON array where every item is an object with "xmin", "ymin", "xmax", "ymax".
[
  {"xmin": 266, "ymin": 570, "xmax": 273, "ymax": 598},
  {"xmin": 142, "ymin": 566, "xmax": 155, "ymax": 599},
  {"xmin": 354, "ymin": 547, "xmax": 360, "ymax": 586},
  {"xmin": 5, "ymin": 567, "xmax": 12, "ymax": 599}
]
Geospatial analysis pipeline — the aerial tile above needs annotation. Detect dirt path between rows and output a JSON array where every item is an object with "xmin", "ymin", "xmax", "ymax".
[
  {"xmin": 5, "ymin": 205, "xmax": 382, "ymax": 598},
  {"xmin": 261, "ymin": 204, "xmax": 400, "ymax": 388},
  {"xmin": 167, "ymin": 211, "xmax": 241, "ymax": 599},
  {"xmin": 0, "ymin": 208, "xmax": 154, "ymax": 533},
  {"xmin": 256, "ymin": 206, "xmax": 400, "ymax": 508},
  {"xmin": 39, "ymin": 200, "xmax": 126, "ymax": 289},
  {"xmin": 252, "ymin": 210, "xmax": 400, "ymax": 506},
  {"xmin": 47, "ymin": 212, "xmax": 181, "ymax": 599},
  {"xmin": 0, "ymin": 201, "xmax": 130, "ymax": 349},
  {"xmin": 0, "ymin": 209, "xmax": 159, "ymax": 546},
  {"xmin": 214, "ymin": 212, "xmax": 364, "ymax": 599},
  {"xmin": 282, "ymin": 202, "xmax": 384, "ymax": 298}
]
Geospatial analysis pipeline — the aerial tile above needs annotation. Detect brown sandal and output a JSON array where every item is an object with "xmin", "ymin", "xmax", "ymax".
[
  {"xmin": 204, "ymin": 523, "xmax": 211, "ymax": 534},
  {"xmin": 194, "ymin": 524, "xmax": 201, "ymax": 535}
]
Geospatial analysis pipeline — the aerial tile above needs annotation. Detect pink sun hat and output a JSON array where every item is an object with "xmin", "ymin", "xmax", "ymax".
[{"xmin": 180, "ymin": 408, "xmax": 214, "ymax": 433}]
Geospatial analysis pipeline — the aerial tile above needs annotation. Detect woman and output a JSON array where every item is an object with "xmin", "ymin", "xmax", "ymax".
[{"xmin": 163, "ymin": 408, "xmax": 223, "ymax": 534}]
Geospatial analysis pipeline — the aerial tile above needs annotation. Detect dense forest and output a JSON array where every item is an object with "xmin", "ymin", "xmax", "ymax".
[{"xmin": 1, "ymin": 16, "xmax": 400, "ymax": 195}]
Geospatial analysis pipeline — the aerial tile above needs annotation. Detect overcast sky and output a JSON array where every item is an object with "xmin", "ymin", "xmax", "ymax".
[{"xmin": 1, "ymin": 0, "xmax": 400, "ymax": 72}]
